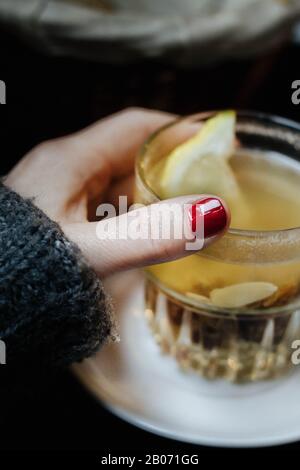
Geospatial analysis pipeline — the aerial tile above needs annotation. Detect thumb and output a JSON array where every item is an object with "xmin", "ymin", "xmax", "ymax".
[{"xmin": 63, "ymin": 195, "xmax": 230, "ymax": 277}]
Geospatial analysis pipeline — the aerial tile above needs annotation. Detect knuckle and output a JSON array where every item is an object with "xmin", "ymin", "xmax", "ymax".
[
  {"xmin": 148, "ymin": 237, "xmax": 173, "ymax": 262},
  {"xmin": 121, "ymin": 106, "xmax": 152, "ymax": 120},
  {"xmin": 30, "ymin": 139, "xmax": 58, "ymax": 159},
  {"xmin": 30, "ymin": 137, "xmax": 69, "ymax": 164}
]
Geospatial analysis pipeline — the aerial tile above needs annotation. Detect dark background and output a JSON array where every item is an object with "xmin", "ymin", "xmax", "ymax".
[{"xmin": 0, "ymin": 29, "xmax": 300, "ymax": 452}]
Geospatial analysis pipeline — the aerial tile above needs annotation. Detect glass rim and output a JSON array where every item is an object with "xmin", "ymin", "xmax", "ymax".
[{"xmin": 136, "ymin": 109, "xmax": 300, "ymax": 239}]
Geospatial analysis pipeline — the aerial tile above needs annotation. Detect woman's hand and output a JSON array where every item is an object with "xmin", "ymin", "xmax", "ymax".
[{"xmin": 5, "ymin": 108, "xmax": 230, "ymax": 277}]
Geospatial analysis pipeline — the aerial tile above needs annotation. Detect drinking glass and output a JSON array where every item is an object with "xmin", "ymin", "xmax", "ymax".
[{"xmin": 135, "ymin": 111, "xmax": 300, "ymax": 382}]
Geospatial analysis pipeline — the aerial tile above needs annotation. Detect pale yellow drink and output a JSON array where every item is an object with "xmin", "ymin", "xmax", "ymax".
[{"xmin": 147, "ymin": 149, "xmax": 300, "ymax": 301}]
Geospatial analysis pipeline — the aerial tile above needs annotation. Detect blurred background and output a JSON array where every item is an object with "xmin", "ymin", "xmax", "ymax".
[{"xmin": 0, "ymin": 0, "xmax": 300, "ymax": 452}]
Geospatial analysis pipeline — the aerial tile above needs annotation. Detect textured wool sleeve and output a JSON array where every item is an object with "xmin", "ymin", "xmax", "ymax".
[{"xmin": 0, "ymin": 182, "xmax": 115, "ymax": 369}]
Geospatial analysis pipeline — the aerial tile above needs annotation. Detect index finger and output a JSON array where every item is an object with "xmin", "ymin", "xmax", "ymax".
[
  {"xmin": 6, "ymin": 108, "xmax": 174, "ymax": 218},
  {"xmin": 68, "ymin": 107, "xmax": 175, "ymax": 181}
]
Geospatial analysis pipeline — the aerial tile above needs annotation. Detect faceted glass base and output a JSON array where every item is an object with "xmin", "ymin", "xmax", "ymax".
[{"xmin": 145, "ymin": 278, "xmax": 300, "ymax": 382}]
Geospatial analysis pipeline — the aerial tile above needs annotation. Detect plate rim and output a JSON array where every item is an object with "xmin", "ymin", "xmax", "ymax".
[
  {"xmin": 73, "ymin": 271, "xmax": 300, "ymax": 449},
  {"xmin": 73, "ymin": 363, "xmax": 300, "ymax": 449}
]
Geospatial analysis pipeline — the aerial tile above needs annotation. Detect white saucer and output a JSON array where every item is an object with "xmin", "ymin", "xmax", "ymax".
[{"xmin": 74, "ymin": 270, "xmax": 300, "ymax": 448}]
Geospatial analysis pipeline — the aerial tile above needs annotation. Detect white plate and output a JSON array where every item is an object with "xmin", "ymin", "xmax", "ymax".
[{"xmin": 74, "ymin": 270, "xmax": 300, "ymax": 448}]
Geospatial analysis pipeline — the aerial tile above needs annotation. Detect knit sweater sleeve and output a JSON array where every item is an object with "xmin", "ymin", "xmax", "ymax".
[{"xmin": 0, "ymin": 182, "xmax": 115, "ymax": 369}]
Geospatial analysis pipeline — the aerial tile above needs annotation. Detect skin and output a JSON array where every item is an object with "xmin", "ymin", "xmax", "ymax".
[{"xmin": 5, "ymin": 108, "xmax": 230, "ymax": 277}]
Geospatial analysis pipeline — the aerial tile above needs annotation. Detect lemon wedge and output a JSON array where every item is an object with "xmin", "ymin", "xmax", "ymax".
[{"xmin": 160, "ymin": 111, "xmax": 240, "ymax": 200}]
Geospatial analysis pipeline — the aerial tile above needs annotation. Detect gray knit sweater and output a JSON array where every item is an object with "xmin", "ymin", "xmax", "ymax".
[{"xmin": 0, "ymin": 182, "xmax": 114, "ymax": 369}]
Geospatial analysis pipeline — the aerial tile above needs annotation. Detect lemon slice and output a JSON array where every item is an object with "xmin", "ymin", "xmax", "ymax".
[{"xmin": 160, "ymin": 111, "xmax": 240, "ymax": 200}]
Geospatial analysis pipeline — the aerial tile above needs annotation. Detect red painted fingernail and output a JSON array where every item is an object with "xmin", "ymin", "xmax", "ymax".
[{"xmin": 189, "ymin": 197, "xmax": 227, "ymax": 238}]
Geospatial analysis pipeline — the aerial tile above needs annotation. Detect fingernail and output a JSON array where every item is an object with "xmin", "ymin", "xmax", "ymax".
[{"xmin": 189, "ymin": 197, "xmax": 227, "ymax": 238}]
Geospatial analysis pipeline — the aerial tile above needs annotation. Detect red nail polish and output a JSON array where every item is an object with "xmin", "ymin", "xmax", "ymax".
[{"xmin": 189, "ymin": 197, "xmax": 227, "ymax": 238}]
